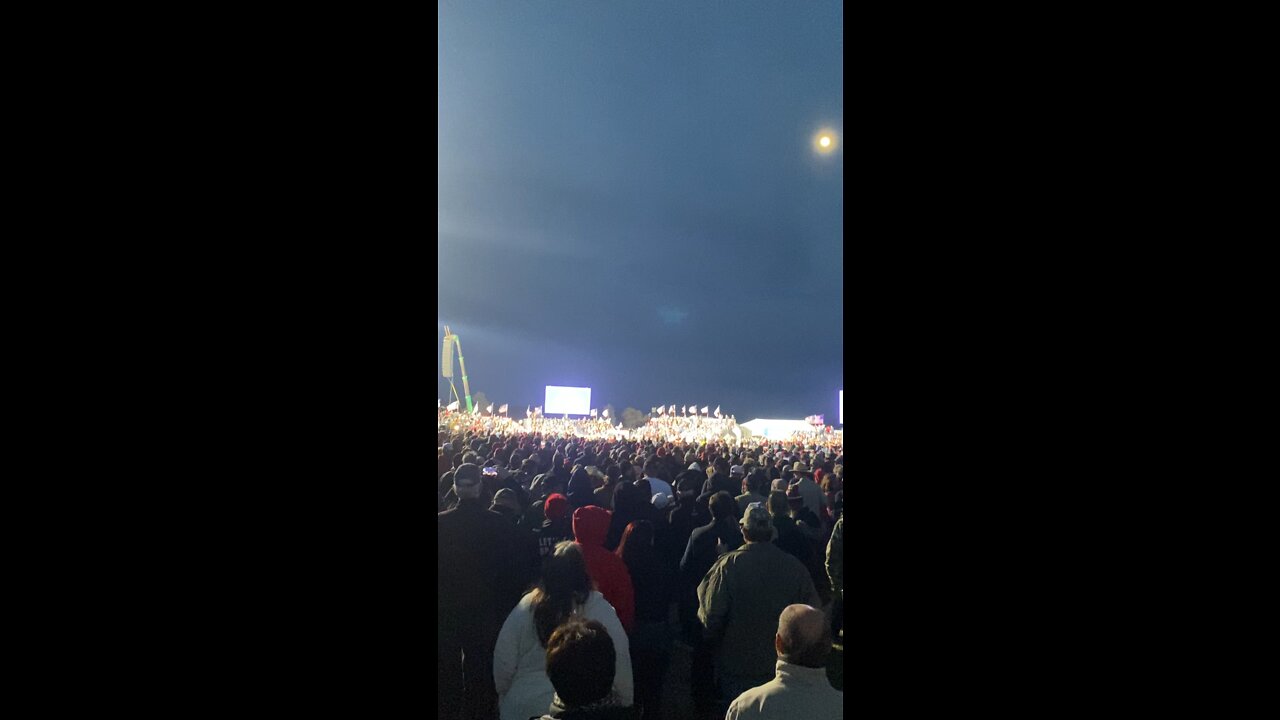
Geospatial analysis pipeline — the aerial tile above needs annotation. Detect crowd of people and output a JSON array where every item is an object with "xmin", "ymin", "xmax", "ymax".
[
  {"xmin": 438, "ymin": 426, "xmax": 845, "ymax": 720},
  {"xmin": 437, "ymin": 407, "xmax": 844, "ymax": 449}
]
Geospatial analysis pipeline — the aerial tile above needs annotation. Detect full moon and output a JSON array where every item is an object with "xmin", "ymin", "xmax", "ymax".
[{"xmin": 813, "ymin": 128, "xmax": 839, "ymax": 154}]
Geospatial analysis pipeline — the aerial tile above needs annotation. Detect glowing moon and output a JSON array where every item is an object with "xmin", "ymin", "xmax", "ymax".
[{"xmin": 813, "ymin": 128, "xmax": 839, "ymax": 154}]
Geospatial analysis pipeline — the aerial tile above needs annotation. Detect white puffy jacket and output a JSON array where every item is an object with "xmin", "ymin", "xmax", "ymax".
[{"xmin": 493, "ymin": 590, "xmax": 633, "ymax": 720}]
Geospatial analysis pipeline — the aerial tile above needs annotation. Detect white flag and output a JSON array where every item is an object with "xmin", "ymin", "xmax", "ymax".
[
  {"xmin": 526, "ymin": 406, "xmax": 532, "ymax": 417},
  {"xmin": 472, "ymin": 403, "xmax": 480, "ymax": 414},
  {"xmin": 486, "ymin": 403, "xmax": 494, "ymax": 414},
  {"xmin": 447, "ymin": 400, "xmax": 459, "ymax": 411},
  {"xmin": 659, "ymin": 406, "xmax": 665, "ymax": 415},
  {"xmin": 682, "ymin": 405, "xmax": 687, "ymax": 415},
  {"xmin": 499, "ymin": 404, "xmax": 508, "ymax": 414},
  {"xmin": 701, "ymin": 406, "xmax": 709, "ymax": 414},
  {"xmin": 590, "ymin": 409, "xmax": 598, "ymax": 417},
  {"xmin": 669, "ymin": 405, "xmax": 676, "ymax": 415},
  {"xmin": 714, "ymin": 406, "xmax": 721, "ymax": 418},
  {"xmin": 603, "ymin": 408, "xmax": 609, "ymax": 418},
  {"xmin": 535, "ymin": 406, "xmax": 542, "ymax": 415}
]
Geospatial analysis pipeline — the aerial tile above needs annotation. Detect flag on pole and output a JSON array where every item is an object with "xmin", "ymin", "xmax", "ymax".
[
  {"xmin": 714, "ymin": 406, "xmax": 721, "ymax": 418},
  {"xmin": 447, "ymin": 400, "xmax": 459, "ymax": 411},
  {"xmin": 526, "ymin": 406, "xmax": 532, "ymax": 417},
  {"xmin": 487, "ymin": 403, "xmax": 494, "ymax": 414},
  {"xmin": 603, "ymin": 408, "xmax": 609, "ymax": 418},
  {"xmin": 701, "ymin": 406, "xmax": 709, "ymax": 415},
  {"xmin": 499, "ymin": 403, "xmax": 508, "ymax": 414},
  {"xmin": 658, "ymin": 406, "xmax": 665, "ymax": 415},
  {"xmin": 682, "ymin": 405, "xmax": 687, "ymax": 415},
  {"xmin": 669, "ymin": 405, "xmax": 676, "ymax": 415}
]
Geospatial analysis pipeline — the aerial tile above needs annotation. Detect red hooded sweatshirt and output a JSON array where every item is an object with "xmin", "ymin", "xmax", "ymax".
[{"xmin": 572, "ymin": 505, "xmax": 635, "ymax": 632}]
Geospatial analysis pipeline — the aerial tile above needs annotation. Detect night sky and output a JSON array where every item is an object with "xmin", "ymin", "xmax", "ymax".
[{"xmin": 438, "ymin": 0, "xmax": 843, "ymax": 422}]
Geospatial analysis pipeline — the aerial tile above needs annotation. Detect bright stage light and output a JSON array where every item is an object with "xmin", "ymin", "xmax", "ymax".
[{"xmin": 820, "ymin": 136, "xmax": 831, "ymax": 147}]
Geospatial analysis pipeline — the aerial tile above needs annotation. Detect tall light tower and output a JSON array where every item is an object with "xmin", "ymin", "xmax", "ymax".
[{"xmin": 441, "ymin": 325, "xmax": 474, "ymax": 413}]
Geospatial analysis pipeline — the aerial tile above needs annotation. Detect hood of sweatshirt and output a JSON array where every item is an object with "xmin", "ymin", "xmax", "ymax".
[{"xmin": 572, "ymin": 504, "xmax": 611, "ymax": 547}]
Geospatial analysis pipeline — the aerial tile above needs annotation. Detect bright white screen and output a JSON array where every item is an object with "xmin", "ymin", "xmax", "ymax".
[
  {"xmin": 839, "ymin": 390, "xmax": 843, "ymax": 425},
  {"xmin": 545, "ymin": 386, "xmax": 591, "ymax": 415}
]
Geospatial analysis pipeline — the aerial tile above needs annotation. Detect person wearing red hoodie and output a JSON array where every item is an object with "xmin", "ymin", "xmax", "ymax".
[{"xmin": 572, "ymin": 505, "xmax": 635, "ymax": 633}]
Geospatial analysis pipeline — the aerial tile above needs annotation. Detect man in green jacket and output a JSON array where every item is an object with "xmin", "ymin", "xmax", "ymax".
[
  {"xmin": 826, "ymin": 514, "xmax": 844, "ymax": 640},
  {"xmin": 698, "ymin": 503, "xmax": 820, "ymax": 712}
]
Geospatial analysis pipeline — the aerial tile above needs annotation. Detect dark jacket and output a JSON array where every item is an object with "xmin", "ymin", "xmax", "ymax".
[
  {"xmin": 620, "ymin": 540, "xmax": 673, "ymax": 626},
  {"xmin": 437, "ymin": 499, "xmax": 528, "ymax": 633},
  {"xmin": 679, "ymin": 516, "xmax": 743, "ymax": 591},
  {"xmin": 534, "ymin": 516, "xmax": 575, "ymax": 558},
  {"xmin": 566, "ymin": 468, "xmax": 598, "ymax": 509},
  {"xmin": 537, "ymin": 704, "xmax": 640, "ymax": 720},
  {"xmin": 773, "ymin": 515, "xmax": 832, "ymax": 603}
]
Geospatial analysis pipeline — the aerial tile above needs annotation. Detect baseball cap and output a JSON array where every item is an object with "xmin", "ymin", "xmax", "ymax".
[
  {"xmin": 730, "ymin": 465, "xmax": 745, "ymax": 477},
  {"xmin": 492, "ymin": 488, "xmax": 521, "ymax": 513},
  {"xmin": 454, "ymin": 463, "xmax": 482, "ymax": 488},
  {"xmin": 740, "ymin": 503, "xmax": 773, "ymax": 533}
]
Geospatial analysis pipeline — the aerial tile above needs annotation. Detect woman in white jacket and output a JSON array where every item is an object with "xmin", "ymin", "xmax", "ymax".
[{"xmin": 494, "ymin": 541, "xmax": 633, "ymax": 720}]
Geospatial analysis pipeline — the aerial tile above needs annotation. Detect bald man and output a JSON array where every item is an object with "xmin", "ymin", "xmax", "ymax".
[{"xmin": 725, "ymin": 604, "xmax": 843, "ymax": 719}]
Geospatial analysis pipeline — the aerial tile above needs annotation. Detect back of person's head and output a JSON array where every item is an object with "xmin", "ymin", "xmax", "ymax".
[
  {"xmin": 453, "ymin": 464, "xmax": 483, "ymax": 500},
  {"xmin": 776, "ymin": 604, "xmax": 831, "ymax": 668},
  {"xmin": 545, "ymin": 618, "xmax": 616, "ymax": 709},
  {"xmin": 748, "ymin": 469, "xmax": 768, "ymax": 495},
  {"xmin": 709, "ymin": 491, "xmax": 736, "ymax": 521},
  {"xmin": 534, "ymin": 542, "xmax": 592, "ymax": 646},
  {"xmin": 767, "ymin": 490, "xmax": 789, "ymax": 517},
  {"xmin": 643, "ymin": 458, "xmax": 663, "ymax": 478},
  {"xmin": 617, "ymin": 519, "xmax": 655, "ymax": 566}
]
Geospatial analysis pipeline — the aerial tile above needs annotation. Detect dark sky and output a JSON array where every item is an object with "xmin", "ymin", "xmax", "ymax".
[{"xmin": 438, "ymin": 0, "xmax": 843, "ymax": 421}]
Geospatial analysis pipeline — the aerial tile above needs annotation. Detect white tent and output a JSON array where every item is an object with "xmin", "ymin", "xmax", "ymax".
[{"xmin": 739, "ymin": 418, "xmax": 815, "ymax": 439}]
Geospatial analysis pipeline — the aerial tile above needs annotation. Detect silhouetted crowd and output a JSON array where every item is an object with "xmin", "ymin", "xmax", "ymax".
[{"xmin": 439, "ymin": 429, "xmax": 844, "ymax": 720}]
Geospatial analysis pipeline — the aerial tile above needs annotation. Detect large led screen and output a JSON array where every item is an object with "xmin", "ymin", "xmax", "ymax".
[{"xmin": 545, "ymin": 386, "xmax": 592, "ymax": 415}]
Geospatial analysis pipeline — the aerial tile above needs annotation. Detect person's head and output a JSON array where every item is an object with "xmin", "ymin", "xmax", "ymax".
[
  {"xmin": 747, "ymin": 469, "xmax": 769, "ymax": 495},
  {"xmin": 491, "ymin": 487, "xmax": 522, "ymax": 515},
  {"xmin": 766, "ymin": 489, "xmax": 790, "ymax": 518},
  {"xmin": 545, "ymin": 618, "xmax": 617, "ymax": 709},
  {"xmin": 709, "ymin": 491, "xmax": 736, "ymax": 521},
  {"xmin": 643, "ymin": 458, "xmax": 663, "ymax": 479},
  {"xmin": 533, "ymin": 542, "xmax": 593, "ymax": 646},
  {"xmin": 617, "ymin": 519, "xmax": 655, "ymax": 565},
  {"xmin": 775, "ymin": 604, "xmax": 831, "ymax": 668},
  {"xmin": 633, "ymin": 478, "xmax": 652, "ymax": 499},
  {"xmin": 740, "ymin": 502, "xmax": 777, "ymax": 542},
  {"xmin": 786, "ymin": 483, "xmax": 805, "ymax": 513},
  {"xmin": 453, "ymin": 463, "xmax": 483, "ymax": 500}
]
